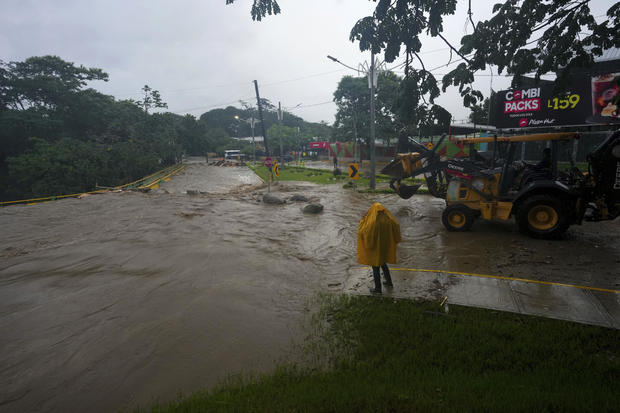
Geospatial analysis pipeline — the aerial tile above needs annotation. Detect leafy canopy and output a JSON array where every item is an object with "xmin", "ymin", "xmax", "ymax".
[{"xmin": 227, "ymin": 0, "xmax": 620, "ymax": 122}]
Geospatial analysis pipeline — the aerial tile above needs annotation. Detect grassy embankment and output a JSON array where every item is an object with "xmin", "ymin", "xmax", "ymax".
[
  {"xmin": 141, "ymin": 294, "xmax": 619, "ymax": 412},
  {"xmin": 248, "ymin": 164, "xmax": 427, "ymax": 194}
]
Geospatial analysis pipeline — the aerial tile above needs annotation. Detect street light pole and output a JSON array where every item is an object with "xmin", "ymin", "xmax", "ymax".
[
  {"xmin": 369, "ymin": 52, "xmax": 376, "ymax": 190},
  {"xmin": 278, "ymin": 101, "xmax": 283, "ymax": 163}
]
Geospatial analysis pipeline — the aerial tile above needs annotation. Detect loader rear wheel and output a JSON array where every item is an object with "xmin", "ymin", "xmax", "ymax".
[
  {"xmin": 516, "ymin": 195, "xmax": 570, "ymax": 239},
  {"xmin": 442, "ymin": 204, "xmax": 475, "ymax": 232}
]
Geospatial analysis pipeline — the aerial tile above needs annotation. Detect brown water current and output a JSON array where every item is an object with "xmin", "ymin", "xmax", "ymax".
[{"xmin": 1, "ymin": 162, "xmax": 619, "ymax": 412}]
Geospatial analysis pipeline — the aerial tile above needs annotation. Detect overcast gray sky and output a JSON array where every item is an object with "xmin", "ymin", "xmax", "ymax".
[{"xmin": 1, "ymin": 0, "xmax": 614, "ymax": 124}]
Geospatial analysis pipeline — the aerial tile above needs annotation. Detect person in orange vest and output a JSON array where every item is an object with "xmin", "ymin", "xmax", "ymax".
[{"xmin": 357, "ymin": 202, "xmax": 402, "ymax": 294}]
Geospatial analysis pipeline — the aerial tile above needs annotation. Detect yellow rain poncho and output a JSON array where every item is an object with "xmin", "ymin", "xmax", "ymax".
[{"xmin": 357, "ymin": 202, "xmax": 401, "ymax": 266}]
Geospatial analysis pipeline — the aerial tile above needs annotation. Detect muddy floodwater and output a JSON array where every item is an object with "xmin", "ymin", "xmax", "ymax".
[{"xmin": 1, "ymin": 162, "xmax": 619, "ymax": 412}]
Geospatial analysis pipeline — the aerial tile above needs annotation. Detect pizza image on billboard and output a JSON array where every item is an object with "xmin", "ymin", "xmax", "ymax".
[{"xmin": 592, "ymin": 73, "xmax": 619, "ymax": 119}]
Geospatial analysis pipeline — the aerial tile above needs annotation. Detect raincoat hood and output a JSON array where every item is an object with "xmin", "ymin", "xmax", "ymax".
[{"xmin": 357, "ymin": 202, "xmax": 401, "ymax": 266}]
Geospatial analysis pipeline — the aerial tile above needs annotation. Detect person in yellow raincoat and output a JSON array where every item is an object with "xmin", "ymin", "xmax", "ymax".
[{"xmin": 357, "ymin": 202, "xmax": 401, "ymax": 294}]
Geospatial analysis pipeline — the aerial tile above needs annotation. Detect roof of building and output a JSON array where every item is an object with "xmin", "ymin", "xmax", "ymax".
[
  {"xmin": 233, "ymin": 136, "xmax": 264, "ymax": 142},
  {"xmin": 594, "ymin": 47, "xmax": 620, "ymax": 63}
]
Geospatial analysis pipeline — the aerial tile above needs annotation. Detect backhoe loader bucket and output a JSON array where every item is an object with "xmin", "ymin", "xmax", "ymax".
[
  {"xmin": 380, "ymin": 152, "xmax": 422, "ymax": 179},
  {"xmin": 395, "ymin": 184, "xmax": 421, "ymax": 199},
  {"xmin": 389, "ymin": 178, "xmax": 421, "ymax": 199}
]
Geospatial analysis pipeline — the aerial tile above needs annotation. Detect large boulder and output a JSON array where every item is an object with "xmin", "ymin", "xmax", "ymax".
[
  {"xmin": 263, "ymin": 193, "xmax": 285, "ymax": 204},
  {"xmin": 303, "ymin": 203, "xmax": 324, "ymax": 214},
  {"xmin": 290, "ymin": 194, "xmax": 309, "ymax": 202}
]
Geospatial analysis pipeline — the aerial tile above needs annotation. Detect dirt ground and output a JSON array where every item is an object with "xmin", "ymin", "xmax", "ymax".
[{"xmin": 1, "ymin": 162, "xmax": 618, "ymax": 412}]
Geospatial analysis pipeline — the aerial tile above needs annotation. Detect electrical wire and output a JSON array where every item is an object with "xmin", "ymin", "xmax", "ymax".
[
  {"xmin": 169, "ymin": 96, "xmax": 255, "ymax": 114},
  {"xmin": 288, "ymin": 100, "xmax": 335, "ymax": 110},
  {"xmin": 261, "ymin": 69, "xmax": 345, "ymax": 87}
]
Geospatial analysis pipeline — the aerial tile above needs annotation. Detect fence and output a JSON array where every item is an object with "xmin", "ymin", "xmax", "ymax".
[{"xmin": 0, "ymin": 164, "xmax": 184, "ymax": 207}]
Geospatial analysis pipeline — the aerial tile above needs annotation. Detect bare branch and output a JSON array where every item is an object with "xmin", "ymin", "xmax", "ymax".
[
  {"xmin": 468, "ymin": 0, "xmax": 476, "ymax": 32},
  {"xmin": 413, "ymin": 51, "xmax": 426, "ymax": 72},
  {"xmin": 437, "ymin": 33, "xmax": 471, "ymax": 64}
]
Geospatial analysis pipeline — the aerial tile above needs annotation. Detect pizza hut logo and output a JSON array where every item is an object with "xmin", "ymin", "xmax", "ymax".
[
  {"xmin": 519, "ymin": 118, "xmax": 529, "ymax": 127},
  {"xmin": 504, "ymin": 88, "xmax": 541, "ymax": 113}
]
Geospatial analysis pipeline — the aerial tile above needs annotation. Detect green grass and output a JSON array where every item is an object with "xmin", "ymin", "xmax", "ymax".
[
  {"xmin": 140, "ymin": 295, "xmax": 619, "ymax": 412},
  {"xmin": 248, "ymin": 164, "xmax": 424, "ymax": 192}
]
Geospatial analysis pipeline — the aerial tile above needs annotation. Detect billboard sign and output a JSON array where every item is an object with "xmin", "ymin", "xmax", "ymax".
[
  {"xmin": 493, "ymin": 72, "xmax": 619, "ymax": 128},
  {"xmin": 309, "ymin": 141, "xmax": 329, "ymax": 149}
]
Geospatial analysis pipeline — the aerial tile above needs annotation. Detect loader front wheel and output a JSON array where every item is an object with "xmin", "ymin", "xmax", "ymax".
[
  {"xmin": 516, "ymin": 195, "xmax": 570, "ymax": 239},
  {"xmin": 442, "ymin": 204, "xmax": 475, "ymax": 232}
]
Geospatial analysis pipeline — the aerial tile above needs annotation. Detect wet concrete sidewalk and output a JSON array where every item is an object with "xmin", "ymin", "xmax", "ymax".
[{"xmin": 345, "ymin": 267, "xmax": 620, "ymax": 329}]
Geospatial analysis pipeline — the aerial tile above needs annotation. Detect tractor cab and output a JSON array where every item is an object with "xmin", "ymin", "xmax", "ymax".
[{"xmin": 455, "ymin": 132, "xmax": 582, "ymax": 198}]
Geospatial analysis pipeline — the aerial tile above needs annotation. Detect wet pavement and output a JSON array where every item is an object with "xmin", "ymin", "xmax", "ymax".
[
  {"xmin": 1, "ymin": 159, "xmax": 619, "ymax": 412},
  {"xmin": 346, "ymin": 267, "xmax": 620, "ymax": 329}
]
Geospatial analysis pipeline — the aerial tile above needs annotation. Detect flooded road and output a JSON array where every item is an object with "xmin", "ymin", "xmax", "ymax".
[{"xmin": 1, "ymin": 162, "xmax": 619, "ymax": 412}]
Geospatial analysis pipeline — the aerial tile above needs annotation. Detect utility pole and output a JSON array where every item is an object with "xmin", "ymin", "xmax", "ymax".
[
  {"xmin": 278, "ymin": 101, "xmax": 283, "ymax": 162},
  {"xmin": 254, "ymin": 80, "xmax": 269, "ymax": 154},
  {"xmin": 250, "ymin": 116, "xmax": 256, "ymax": 164},
  {"xmin": 369, "ymin": 53, "xmax": 376, "ymax": 190},
  {"xmin": 352, "ymin": 106, "xmax": 359, "ymax": 162}
]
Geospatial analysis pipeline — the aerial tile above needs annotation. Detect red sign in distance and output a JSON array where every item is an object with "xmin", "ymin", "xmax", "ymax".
[
  {"xmin": 519, "ymin": 118, "xmax": 529, "ymax": 127},
  {"xmin": 264, "ymin": 157, "xmax": 272, "ymax": 168}
]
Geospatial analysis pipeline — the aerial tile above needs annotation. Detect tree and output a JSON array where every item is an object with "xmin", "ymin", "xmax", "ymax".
[
  {"xmin": 136, "ymin": 85, "xmax": 168, "ymax": 114},
  {"xmin": 333, "ymin": 75, "xmax": 369, "ymax": 145},
  {"xmin": 468, "ymin": 97, "xmax": 490, "ymax": 125},
  {"xmin": 0, "ymin": 55, "xmax": 108, "ymax": 110},
  {"xmin": 333, "ymin": 71, "xmax": 404, "ymax": 150},
  {"xmin": 228, "ymin": 0, "xmax": 620, "ymax": 121}
]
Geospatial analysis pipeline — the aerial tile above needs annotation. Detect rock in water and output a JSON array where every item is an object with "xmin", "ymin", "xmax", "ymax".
[
  {"xmin": 303, "ymin": 203, "xmax": 324, "ymax": 214},
  {"xmin": 263, "ymin": 193, "xmax": 285, "ymax": 204},
  {"xmin": 186, "ymin": 190, "xmax": 199, "ymax": 195},
  {"xmin": 290, "ymin": 194, "xmax": 308, "ymax": 202}
]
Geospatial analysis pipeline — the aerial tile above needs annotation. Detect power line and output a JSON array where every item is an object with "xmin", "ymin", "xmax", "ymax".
[
  {"xmin": 110, "ymin": 80, "xmax": 253, "ymax": 98},
  {"xmin": 289, "ymin": 100, "xmax": 335, "ymax": 110},
  {"xmin": 261, "ymin": 69, "xmax": 345, "ymax": 88},
  {"xmin": 109, "ymin": 68, "xmax": 347, "ymax": 98},
  {"xmin": 169, "ymin": 96, "xmax": 255, "ymax": 114}
]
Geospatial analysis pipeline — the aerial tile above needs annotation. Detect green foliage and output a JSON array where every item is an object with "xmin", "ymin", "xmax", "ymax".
[
  {"xmin": 333, "ymin": 72, "xmax": 405, "ymax": 149},
  {"xmin": 136, "ymin": 85, "xmax": 168, "ymax": 114},
  {"xmin": 141, "ymin": 295, "xmax": 620, "ymax": 412},
  {"xmin": 447, "ymin": 1, "xmax": 620, "ymax": 103},
  {"xmin": 0, "ymin": 56, "xmax": 227, "ymax": 201},
  {"xmin": 468, "ymin": 97, "xmax": 490, "ymax": 124},
  {"xmin": 225, "ymin": 0, "xmax": 280, "ymax": 21},
  {"xmin": 199, "ymin": 102, "xmax": 330, "ymax": 157},
  {"xmin": 0, "ymin": 55, "xmax": 108, "ymax": 110}
]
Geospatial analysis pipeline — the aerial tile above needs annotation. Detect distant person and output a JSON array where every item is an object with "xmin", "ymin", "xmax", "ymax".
[
  {"xmin": 534, "ymin": 147, "xmax": 551, "ymax": 170},
  {"xmin": 333, "ymin": 155, "xmax": 338, "ymax": 169},
  {"xmin": 357, "ymin": 202, "xmax": 402, "ymax": 294},
  {"xmin": 520, "ymin": 148, "xmax": 552, "ymax": 187}
]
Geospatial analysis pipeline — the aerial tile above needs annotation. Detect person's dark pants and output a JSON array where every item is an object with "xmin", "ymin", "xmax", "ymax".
[{"xmin": 372, "ymin": 264, "xmax": 393, "ymax": 291}]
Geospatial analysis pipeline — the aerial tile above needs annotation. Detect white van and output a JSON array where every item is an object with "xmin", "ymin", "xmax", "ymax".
[{"xmin": 224, "ymin": 150, "xmax": 241, "ymax": 160}]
